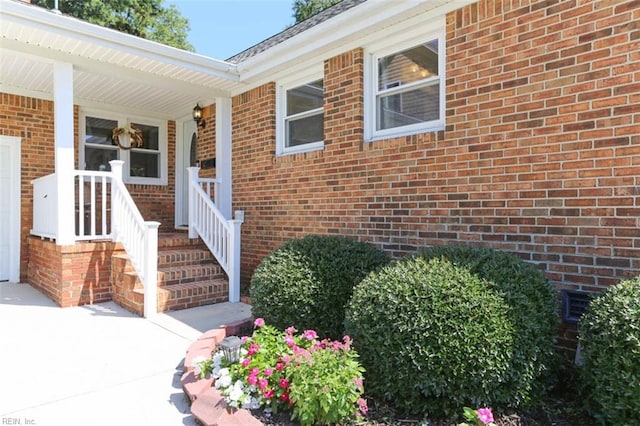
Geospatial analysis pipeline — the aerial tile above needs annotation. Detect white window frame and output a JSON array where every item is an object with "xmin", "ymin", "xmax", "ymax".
[
  {"xmin": 276, "ymin": 70, "xmax": 324, "ymax": 156},
  {"xmin": 80, "ymin": 109, "xmax": 168, "ymax": 185},
  {"xmin": 364, "ymin": 20, "xmax": 446, "ymax": 142}
]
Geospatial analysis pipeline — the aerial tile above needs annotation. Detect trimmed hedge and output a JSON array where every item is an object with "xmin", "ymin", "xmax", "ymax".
[
  {"xmin": 249, "ymin": 235, "xmax": 389, "ymax": 340},
  {"xmin": 345, "ymin": 246, "xmax": 558, "ymax": 417},
  {"xmin": 579, "ymin": 276, "xmax": 640, "ymax": 425}
]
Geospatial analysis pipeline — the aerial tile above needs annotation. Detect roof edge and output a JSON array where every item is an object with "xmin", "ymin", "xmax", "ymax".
[{"xmin": 1, "ymin": 0, "xmax": 240, "ymax": 79}]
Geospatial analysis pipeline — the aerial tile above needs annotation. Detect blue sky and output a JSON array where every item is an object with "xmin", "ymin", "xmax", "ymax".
[{"xmin": 168, "ymin": 0, "xmax": 294, "ymax": 60}]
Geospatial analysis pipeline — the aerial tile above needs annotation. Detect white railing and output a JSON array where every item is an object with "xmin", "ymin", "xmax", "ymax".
[
  {"xmin": 74, "ymin": 170, "xmax": 111, "ymax": 240},
  {"xmin": 32, "ymin": 173, "xmax": 58, "ymax": 239},
  {"xmin": 187, "ymin": 167, "xmax": 243, "ymax": 303},
  {"xmin": 31, "ymin": 161, "xmax": 159, "ymax": 317},
  {"xmin": 110, "ymin": 161, "xmax": 160, "ymax": 318}
]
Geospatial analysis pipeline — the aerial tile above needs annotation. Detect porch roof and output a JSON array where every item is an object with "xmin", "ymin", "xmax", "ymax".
[{"xmin": 0, "ymin": 0, "xmax": 244, "ymax": 119}]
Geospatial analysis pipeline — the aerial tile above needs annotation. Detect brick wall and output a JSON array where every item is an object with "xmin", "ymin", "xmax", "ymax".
[
  {"xmin": 28, "ymin": 238, "xmax": 123, "ymax": 307},
  {"xmin": 0, "ymin": 94, "xmax": 56, "ymax": 281},
  {"xmin": 231, "ymin": 0, "xmax": 640, "ymax": 349}
]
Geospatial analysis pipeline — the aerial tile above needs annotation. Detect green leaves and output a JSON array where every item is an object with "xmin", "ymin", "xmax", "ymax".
[
  {"xmin": 579, "ymin": 276, "xmax": 640, "ymax": 425},
  {"xmin": 250, "ymin": 235, "xmax": 389, "ymax": 340},
  {"xmin": 345, "ymin": 246, "xmax": 558, "ymax": 418}
]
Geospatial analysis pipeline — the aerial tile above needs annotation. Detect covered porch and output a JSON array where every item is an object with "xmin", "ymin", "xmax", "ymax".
[{"xmin": 1, "ymin": 0, "xmax": 248, "ymax": 316}]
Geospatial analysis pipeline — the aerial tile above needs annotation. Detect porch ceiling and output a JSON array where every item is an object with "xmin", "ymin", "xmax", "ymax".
[{"xmin": 0, "ymin": 0, "xmax": 244, "ymax": 119}]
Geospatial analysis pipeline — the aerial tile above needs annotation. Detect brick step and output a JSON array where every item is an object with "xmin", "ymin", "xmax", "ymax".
[
  {"xmin": 132, "ymin": 278, "xmax": 229, "ymax": 312},
  {"xmin": 157, "ymin": 264, "xmax": 225, "ymax": 286},
  {"xmin": 158, "ymin": 247, "xmax": 215, "ymax": 268},
  {"xmin": 158, "ymin": 232, "xmax": 204, "ymax": 249}
]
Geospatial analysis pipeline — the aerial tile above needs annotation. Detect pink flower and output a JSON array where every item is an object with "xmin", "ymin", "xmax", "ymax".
[
  {"xmin": 302, "ymin": 329, "xmax": 318, "ymax": 340},
  {"xmin": 241, "ymin": 358, "xmax": 251, "ymax": 367},
  {"xmin": 258, "ymin": 378, "xmax": 269, "ymax": 390},
  {"xmin": 279, "ymin": 378, "xmax": 289, "ymax": 389},
  {"xmin": 250, "ymin": 368, "xmax": 260, "ymax": 376},
  {"xmin": 247, "ymin": 343, "xmax": 261, "ymax": 356},
  {"xmin": 280, "ymin": 392, "xmax": 289, "ymax": 402},
  {"xmin": 281, "ymin": 355, "xmax": 291, "ymax": 365},
  {"xmin": 357, "ymin": 398, "xmax": 368, "ymax": 415},
  {"xmin": 254, "ymin": 318, "xmax": 265, "ymax": 328},
  {"xmin": 263, "ymin": 388, "xmax": 274, "ymax": 399},
  {"xmin": 353, "ymin": 377, "xmax": 363, "ymax": 389},
  {"xmin": 264, "ymin": 368, "xmax": 273, "ymax": 377},
  {"xmin": 285, "ymin": 326, "xmax": 297, "ymax": 335},
  {"xmin": 284, "ymin": 335, "xmax": 295, "ymax": 347},
  {"xmin": 241, "ymin": 336, "xmax": 249, "ymax": 343},
  {"xmin": 246, "ymin": 374, "xmax": 258, "ymax": 385},
  {"xmin": 477, "ymin": 408, "xmax": 494, "ymax": 425},
  {"xmin": 275, "ymin": 363, "xmax": 284, "ymax": 372}
]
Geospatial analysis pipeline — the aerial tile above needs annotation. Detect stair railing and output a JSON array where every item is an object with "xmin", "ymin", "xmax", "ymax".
[
  {"xmin": 109, "ymin": 160, "xmax": 160, "ymax": 317},
  {"xmin": 187, "ymin": 167, "xmax": 244, "ymax": 303}
]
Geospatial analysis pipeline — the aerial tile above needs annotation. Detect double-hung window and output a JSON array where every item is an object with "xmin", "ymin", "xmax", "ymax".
[
  {"xmin": 81, "ymin": 111, "xmax": 167, "ymax": 185},
  {"xmin": 277, "ymin": 76, "xmax": 324, "ymax": 156},
  {"xmin": 366, "ymin": 31, "xmax": 445, "ymax": 140}
]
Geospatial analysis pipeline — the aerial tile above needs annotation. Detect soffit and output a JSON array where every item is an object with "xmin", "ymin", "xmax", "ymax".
[{"xmin": 0, "ymin": 0, "xmax": 244, "ymax": 118}]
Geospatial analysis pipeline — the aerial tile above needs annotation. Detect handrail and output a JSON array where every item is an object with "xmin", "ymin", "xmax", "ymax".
[
  {"xmin": 188, "ymin": 167, "xmax": 243, "ymax": 302},
  {"xmin": 109, "ymin": 160, "xmax": 160, "ymax": 317}
]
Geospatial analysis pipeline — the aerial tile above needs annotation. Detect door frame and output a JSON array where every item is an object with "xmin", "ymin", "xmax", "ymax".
[
  {"xmin": 174, "ymin": 115, "xmax": 197, "ymax": 229},
  {"xmin": 0, "ymin": 135, "xmax": 21, "ymax": 282}
]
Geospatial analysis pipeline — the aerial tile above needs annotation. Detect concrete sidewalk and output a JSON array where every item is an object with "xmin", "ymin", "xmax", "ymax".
[{"xmin": 0, "ymin": 282, "xmax": 253, "ymax": 426}]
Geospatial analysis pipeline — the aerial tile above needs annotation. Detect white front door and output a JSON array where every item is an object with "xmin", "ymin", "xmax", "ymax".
[
  {"xmin": 0, "ymin": 136, "xmax": 21, "ymax": 282},
  {"xmin": 175, "ymin": 119, "xmax": 198, "ymax": 228}
]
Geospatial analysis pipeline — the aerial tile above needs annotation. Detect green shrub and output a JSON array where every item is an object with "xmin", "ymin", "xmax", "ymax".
[
  {"xmin": 579, "ymin": 276, "xmax": 640, "ymax": 425},
  {"xmin": 250, "ymin": 235, "xmax": 389, "ymax": 340},
  {"xmin": 345, "ymin": 246, "xmax": 558, "ymax": 417}
]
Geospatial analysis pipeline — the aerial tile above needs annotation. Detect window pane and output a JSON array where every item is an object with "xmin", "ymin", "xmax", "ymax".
[
  {"xmin": 130, "ymin": 152, "xmax": 159, "ymax": 178},
  {"xmin": 85, "ymin": 147, "xmax": 118, "ymax": 171},
  {"xmin": 131, "ymin": 123, "xmax": 159, "ymax": 150},
  {"xmin": 378, "ymin": 40, "xmax": 439, "ymax": 90},
  {"xmin": 286, "ymin": 113, "xmax": 323, "ymax": 147},
  {"xmin": 377, "ymin": 84, "xmax": 440, "ymax": 131},
  {"xmin": 86, "ymin": 116, "xmax": 117, "ymax": 146},
  {"xmin": 286, "ymin": 80, "xmax": 323, "ymax": 115}
]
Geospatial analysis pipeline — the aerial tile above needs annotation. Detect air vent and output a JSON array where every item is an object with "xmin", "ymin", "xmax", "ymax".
[{"xmin": 561, "ymin": 290, "xmax": 592, "ymax": 324}]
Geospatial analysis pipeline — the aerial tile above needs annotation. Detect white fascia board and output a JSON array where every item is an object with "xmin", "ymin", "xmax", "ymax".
[
  {"xmin": 0, "ymin": 0, "xmax": 240, "ymax": 80},
  {"xmin": 235, "ymin": 0, "xmax": 476, "ymax": 85}
]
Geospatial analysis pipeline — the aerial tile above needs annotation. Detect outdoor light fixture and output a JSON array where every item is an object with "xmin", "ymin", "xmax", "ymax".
[
  {"xmin": 192, "ymin": 103, "xmax": 206, "ymax": 129},
  {"xmin": 218, "ymin": 336, "xmax": 243, "ymax": 363}
]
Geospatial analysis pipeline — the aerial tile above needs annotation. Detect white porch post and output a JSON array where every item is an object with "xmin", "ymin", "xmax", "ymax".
[
  {"xmin": 215, "ymin": 97, "xmax": 232, "ymax": 219},
  {"xmin": 227, "ymin": 210, "xmax": 244, "ymax": 303},
  {"xmin": 110, "ymin": 160, "xmax": 124, "ymax": 241},
  {"xmin": 53, "ymin": 62, "xmax": 75, "ymax": 246},
  {"xmin": 187, "ymin": 166, "xmax": 200, "ymax": 239}
]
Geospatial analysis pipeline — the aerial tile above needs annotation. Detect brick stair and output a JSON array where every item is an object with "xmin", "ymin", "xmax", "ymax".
[{"xmin": 111, "ymin": 232, "xmax": 229, "ymax": 316}]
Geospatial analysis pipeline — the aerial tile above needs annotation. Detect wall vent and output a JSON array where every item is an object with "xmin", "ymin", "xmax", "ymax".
[{"xmin": 561, "ymin": 290, "xmax": 593, "ymax": 324}]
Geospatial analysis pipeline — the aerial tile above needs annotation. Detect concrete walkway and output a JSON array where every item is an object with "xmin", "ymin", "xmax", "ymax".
[{"xmin": 0, "ymin": 282, "xmax": 253, "ymax": 426}]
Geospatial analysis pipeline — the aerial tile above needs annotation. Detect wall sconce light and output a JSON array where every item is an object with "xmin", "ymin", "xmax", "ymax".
[{"xmin": 192, "ymin": 103, "xmax": 206, "ymax": 129}]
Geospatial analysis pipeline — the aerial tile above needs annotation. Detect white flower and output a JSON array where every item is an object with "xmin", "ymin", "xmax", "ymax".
[
  {"xmin": 191, "ymin": 355, "xmax": 207, "ymax": 366},
  {"xmin": 217, "ymin": 373, "xmax": 232, "ymax": 389},
  {"xmin": 229, "ymin": 386, "xmax": 244, "ymax": 402}
]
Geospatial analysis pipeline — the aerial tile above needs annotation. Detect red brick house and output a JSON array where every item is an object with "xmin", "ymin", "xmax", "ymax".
[{"xmin": 1, "ymin": 0, "xmax": 639, "ymax": 348}]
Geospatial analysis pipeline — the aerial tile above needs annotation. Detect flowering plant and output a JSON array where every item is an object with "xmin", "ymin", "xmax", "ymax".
[
  {"xmin": 458, "ymin": 407, "xmax": 497, "ymax": 426},
  {"xmin": 193, "ymin": 318, "xmax": 367, "ymax": 424}
]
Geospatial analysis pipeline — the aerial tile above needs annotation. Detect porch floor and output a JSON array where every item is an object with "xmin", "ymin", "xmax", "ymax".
[{"xmin": 0, "ymin": 282, "xmax": 252, "ymax": 426}]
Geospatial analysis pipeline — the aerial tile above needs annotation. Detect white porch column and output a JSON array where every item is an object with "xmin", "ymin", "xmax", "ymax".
[
  {"xmin": 54, "ymin": 62, "xmax": 75, "ymax": 246},
  {"xmin": 215, "ymin": 97, "xmax": 232, "ymax": 219}
]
